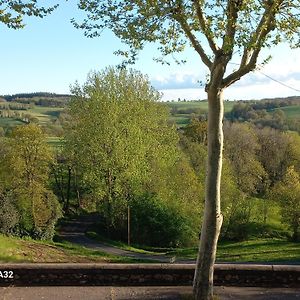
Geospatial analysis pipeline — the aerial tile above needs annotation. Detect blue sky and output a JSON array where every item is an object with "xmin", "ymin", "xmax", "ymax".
[{"xmin": 1, "ymin": 1, "xmax": 300, "ymax": 101}]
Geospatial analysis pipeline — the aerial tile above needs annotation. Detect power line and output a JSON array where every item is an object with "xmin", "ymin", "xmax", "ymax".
[
  {"xmin": 256, "ymin": 69, "xmax": 300, "ymax": 93},
  {"xmin": 228, "ymin": 61, "xmax": 300, "ymax": 93}
]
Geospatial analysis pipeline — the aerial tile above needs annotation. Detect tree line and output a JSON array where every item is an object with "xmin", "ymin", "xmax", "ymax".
[{"xmin": 1, "ymin": 68, "xmax": 299, "ymax": 245}]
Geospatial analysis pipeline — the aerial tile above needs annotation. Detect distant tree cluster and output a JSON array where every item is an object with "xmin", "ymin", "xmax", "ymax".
[
  {"xmin": 1, "ymin": 93, "xmax": 71, "ymax": 108},
  {"xmin": 0, "ymin": 102, "xmax": 29, "ymax": 110},
  {"xmin": 227, "ymin": 99, "xmax": 300, "ymax": 132}
]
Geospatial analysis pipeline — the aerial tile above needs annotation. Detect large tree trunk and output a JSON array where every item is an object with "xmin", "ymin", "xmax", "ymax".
[{"xmin": 193, "ymin": 86, "xmax": 224, "ymax": 300}]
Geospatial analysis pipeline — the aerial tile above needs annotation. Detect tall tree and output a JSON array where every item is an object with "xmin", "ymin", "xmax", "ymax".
[
  {"xmin": 7, "ymin": 124, "xmax": 61, "ymax": 239},
  {"xmin": 0, "ymin": 1, "xmax": 57, "ymax": 29},
  {"xmin": 65, "ymin": 68, "xmax": 179, "ymax": 239},
  {"xmin": 74, "ymin": 1, "xmax": 300, "ymax": 299}
]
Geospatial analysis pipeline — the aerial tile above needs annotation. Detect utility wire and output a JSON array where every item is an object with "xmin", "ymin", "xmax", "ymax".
[
  {"xmin": 255, "ymin": 69, "xmax": 300, "ymax": 93},
  {"xmin": 228, "ymin": 61, "xmax": 300, "ymax": 93}
]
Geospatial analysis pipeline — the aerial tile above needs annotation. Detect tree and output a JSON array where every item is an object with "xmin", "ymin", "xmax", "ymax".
[
  {"xmin": 74, "ymin": 1, "xmax": 300, "ymax": 299},
  {"xmin": 271, "ymin": 166, "xmax": 300, "ymax": 242},
  {"xmin": 65, "ymin": 67, "xmax": 179, "ymax": 241},
  {"xmin": 224, "ymin": 122, "xmax": 265, "ymax": 196},
  {"xmin": 0, "ymin": 1, "xmax": 57, "ymax": 29},
  {"xmin": 7, "ymin": 124, "xmax": 61, "ymax": 239}
]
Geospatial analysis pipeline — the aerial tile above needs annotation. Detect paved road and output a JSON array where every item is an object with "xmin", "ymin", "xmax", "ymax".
[
  {"xmin": 58, "ymin": 215, "xmax": 179, "ymax": 263},
  {"xmin": 1, "ymin": 286, "xmax": 300, "ymax": 300}
]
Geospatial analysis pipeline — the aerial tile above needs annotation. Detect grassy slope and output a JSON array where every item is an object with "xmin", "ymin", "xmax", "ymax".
[
  {"xmin": 0, "ymin": 234, "xmax": 144, "ymax": 263},
  {"xmin": 86, "ymin": 230, "xmax": 300, "ymax": 264},
  {"xmin": 166, "ymin": 239, "xmax": 300, "ymax": 263},
  {"xmin": 28, "ymin": 106, "xmax": 63, "ymax": 125},
  {"xmin": 2, "ymin": 233, "xmax": 299, "ymax": 264}
]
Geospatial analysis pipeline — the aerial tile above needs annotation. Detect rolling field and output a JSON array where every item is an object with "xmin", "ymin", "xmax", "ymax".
[
  {"xmin": 166, "ymin": 100, "xmax": 235, "ymax": 113},
  {"xmin": 275, "ymin": 105, "xmax": 300, "ymax": 119},
  {"xmin": 166, "ymin": 100, "xmax": 236, "ymax": 126},
  {"xmin": 27, "ymin": 106, "xmax": 63, "ymax": 124},
  {"xmin": 0, "ymin": 118, "xmax": 24, "ymax": 127}
]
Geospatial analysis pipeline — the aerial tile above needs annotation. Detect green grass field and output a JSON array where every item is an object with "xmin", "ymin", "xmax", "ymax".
[
  {"xmin": 166, "ymin": 101, "xmax": 237, "ymax": 126},
  {"xmin": 166, "ymin": 100, "xmax": 235, "ymax": 113},
  {"xmin": 275, "ymin": 105, "xmax": 300, "ymax": 120},
  {"xmin": 27, "ymin": 106, "xmax": 63, "ymax": 125},
  {"xmin": 47, "ymin": 136, "xmax": 64, "ymax": 148},
  {"xmin": 166, "ymin": 239, "xmax": 300, "ymax": 263},
  {"xmin": 0, "ymin": 118, "xmax": 24, "ymax": 127}
]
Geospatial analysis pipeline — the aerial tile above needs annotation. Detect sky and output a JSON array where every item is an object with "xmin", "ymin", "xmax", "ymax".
[{"xmin": 1, "ymin": 1, "xmax": 300, "ymax": 101}]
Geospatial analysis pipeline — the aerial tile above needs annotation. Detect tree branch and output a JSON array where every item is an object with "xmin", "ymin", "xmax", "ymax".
[
  {"xmin": 222, "ymin": 0, "xmax": 284, "ymax": 88},
  {"xmin": 221, "ymin": 0, "xmax": 240, "ymax": 57},
  {"xmin": 193, "ymin": 0, "xmax": 219, "ymax": 54},
  {"xmin": 176, "ymin": 15, "xmax": 212, "ymax": 69}
]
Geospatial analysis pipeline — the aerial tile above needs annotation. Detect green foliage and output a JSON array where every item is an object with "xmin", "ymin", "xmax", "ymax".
[
  {"xmin": 65, "ymin": 67, "xmax": 180, "ymax": 231},
  {"xmin": 224, "ymin": 122, "xmax": 266, "ymax": 196},
  {"xmin": 226, "ymin": 99, "xmax": 300, "ymax": 131},
  {"xmin": 271, "ymin": 166, "xmax": 300, "ymax": 242},
  {"xmin": 0, "ymin": 124, "xmax": 61, "ymax": 240},
  {"xmin": 0, "ymin": 1, "xmax": 58, "ymax": 29},
  {"xmin": 0, "ymin": 192, "xmax": 20, "ymax": 235},
  {"xmin": 131, "ymin": 193, "xmax": 196, "ymax": 247},
  {"xmin": 74, "ymin": 1, "xmax": 300, "ymax": 68}
]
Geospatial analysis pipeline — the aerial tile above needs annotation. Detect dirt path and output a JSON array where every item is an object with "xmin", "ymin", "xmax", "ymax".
[{"xmin": 58, "ymin": 214, "xmax": 180, "ymax": 263}]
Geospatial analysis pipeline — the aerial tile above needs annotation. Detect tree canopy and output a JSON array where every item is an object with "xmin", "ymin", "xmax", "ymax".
[
  {"xmin": 75, "ymin": 0, "xmax": 300, "ymax": 75},
  {"xmin": 0, "ymin": 0, "xmax": 58, "ymax": 29}
]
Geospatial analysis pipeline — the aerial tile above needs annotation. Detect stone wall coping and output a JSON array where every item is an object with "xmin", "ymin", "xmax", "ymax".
[
  {"xmin": 1, "ymin": 263, "xmax": 299, "ymax": 271},
  {"xmin": 1, "ymin": 263, "xmax": 299, "ymax": 287}
]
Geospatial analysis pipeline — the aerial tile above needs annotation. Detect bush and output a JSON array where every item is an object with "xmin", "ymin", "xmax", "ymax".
[
  {"xmin": 0, "ymin": 192, "xmax": 20, "ymax": 235},
  {"xmin": 130, "ymin": 193, "xmax": 195, "ymax": 247}
]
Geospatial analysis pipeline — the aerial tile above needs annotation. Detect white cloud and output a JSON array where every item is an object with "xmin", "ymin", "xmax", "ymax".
[{"xmin": 159, "ymin": 78, "xmax": 300, "ymax": 101}]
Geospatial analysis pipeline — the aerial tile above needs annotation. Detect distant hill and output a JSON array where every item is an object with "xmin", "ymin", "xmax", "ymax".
[
  {"xmin": 1, "ymin": 92, "xmax": 71, "ymax": 101},
  {"xmin": 0, "ymin": 93, "xmax": 72, "ymax": 107}
]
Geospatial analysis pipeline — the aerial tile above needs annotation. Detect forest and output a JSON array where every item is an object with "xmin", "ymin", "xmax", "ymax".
[{"xmin": 0, "ymin": 68, "xmax": 300, "ymax": 251}]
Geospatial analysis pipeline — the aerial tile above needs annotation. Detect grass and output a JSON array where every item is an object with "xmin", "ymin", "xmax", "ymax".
[
  {"xmin": 275, "ymin": 105, "xmax": 300, "ymax": 120},
  {"xmin": 0, "ymin": 106, "xmax": 63, "ymax": 129},
  {"xmin": 28, "ymin": 106, "xmax": 63, "ymax": 125},
  {"xmin": 0, "ymin": 234, "xmax": 148, "ymax": 263},
  {"xmin": 0, "ymin": 118, "xmax": 24, "ymax": 127},
  {"xmin": 166, "ymin": 101, "xmax": 237, "ymax": 127},
  {"xmin": 86, "ymin": 230, "xmax": 166, "ymax": 256},
  {"xmin": 86, "ymin": 224, "xmax": 300, "ymax": 264},
  {"xmin": 47, "ymin": 136, "xmax": 64, "ymax": 148},
  {"xmin": 166, "ymin": 238, "xmax": 300, "ymax": 263},
  {"xmin": 166, "ymin": 100, "xmax": 236, "ymax": 113}
]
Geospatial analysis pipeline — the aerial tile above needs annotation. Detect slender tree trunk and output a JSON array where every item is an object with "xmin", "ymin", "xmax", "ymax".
[
  {"xmin": 127, "ymin": 204, "xmax": 131, "ymax": 246},
  {"xmin": 65, "ymin": 166, "xmax": 72, "ymax": 214},
  {"xmin": 193, "ymin": 86, "xmax": 224, "ymax": 300}
]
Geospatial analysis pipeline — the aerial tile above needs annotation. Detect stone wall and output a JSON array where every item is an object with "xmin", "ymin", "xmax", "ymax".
[{"xmin": 0, "ymin": 263, "xmax": 299, "ymax": 287}]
